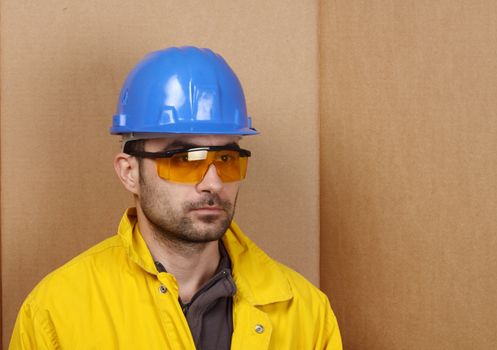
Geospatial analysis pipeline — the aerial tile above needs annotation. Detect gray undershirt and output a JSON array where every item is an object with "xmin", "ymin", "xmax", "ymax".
[{"xmin": 155, "ymin": 241, "xmax": 236, "ymax": 350}]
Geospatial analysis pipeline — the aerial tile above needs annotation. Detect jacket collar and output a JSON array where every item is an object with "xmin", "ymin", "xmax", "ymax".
[
  {"xmin": 222, "ymin": 221, "xmax": 293, "ymax": 306},
  {"xmin": 117, "ymin": 208, "xmax": 294, "ymax": 306},
  {"xmin": 117, "ymin": 208, "xmax": 158, "ymax": 275}
]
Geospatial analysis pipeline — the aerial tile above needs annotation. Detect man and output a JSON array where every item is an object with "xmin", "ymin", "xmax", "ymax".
[{"xmin": 10, "ymin": 47, "xmax": 342, "ymax": 349}]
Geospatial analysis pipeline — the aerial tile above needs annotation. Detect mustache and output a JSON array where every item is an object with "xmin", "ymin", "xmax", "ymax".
[{"xmin": 185, "ymin": 195, "xmax": 232, "ymax": 211}]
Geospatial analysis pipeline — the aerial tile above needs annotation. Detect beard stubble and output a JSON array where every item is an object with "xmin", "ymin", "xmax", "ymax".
[{"xmin": 139, "ymin": 169, "xmax": 237, "ymax": 246}]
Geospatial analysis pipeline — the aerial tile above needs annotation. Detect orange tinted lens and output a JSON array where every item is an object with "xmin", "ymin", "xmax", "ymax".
[
  {"xmin": 155, "ymin": 152, "xmax": 208, "ymax": 183},
  {"xmin": 214, "ymin": 150, "xmax": 248, "ymax": 182},
  {"xmin": 155, "ymin": 150, "xmax": 248, "ymax": 184}
]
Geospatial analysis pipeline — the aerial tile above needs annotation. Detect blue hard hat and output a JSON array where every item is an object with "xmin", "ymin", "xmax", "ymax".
[{"xmin": 110, "ymin": 46, "xmax": 258, "ymax": 136}]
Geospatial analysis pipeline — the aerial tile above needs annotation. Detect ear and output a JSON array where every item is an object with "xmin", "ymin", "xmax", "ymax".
[{"xmin": 114, "ymin": 153, "xmax": 140, "ymax": 195}]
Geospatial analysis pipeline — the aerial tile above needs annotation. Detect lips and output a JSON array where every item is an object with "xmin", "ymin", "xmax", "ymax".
[
  {"xmin": 192, "ymin": 206, "xmax": 223, "ymax": 211},
  {"xmin": 186, "ymin": 195, "xmax": 232, "ymax": 213}
]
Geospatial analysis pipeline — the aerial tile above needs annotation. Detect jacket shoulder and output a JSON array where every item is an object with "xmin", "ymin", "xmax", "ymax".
[
  {"xmin": 275, "ymin": 261, "xmax": 331, "ymax": 307},
  {"xmin": 10, "ymin": 235, "xmax": 127, "ymax": 348},
  {"xmin": 28, "ymin": 235, "xmax": 125, "ymax": 301}
]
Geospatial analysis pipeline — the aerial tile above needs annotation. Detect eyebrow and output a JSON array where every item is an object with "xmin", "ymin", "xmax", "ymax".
[{"xmin": 162, "ymin": 141, "xmax": 240, "ymax": 151}]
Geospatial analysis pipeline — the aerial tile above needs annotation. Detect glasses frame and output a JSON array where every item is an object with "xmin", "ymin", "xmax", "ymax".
[{"xmin": 125, "ymin": 145, "xmax": 251, "ymax": 159}]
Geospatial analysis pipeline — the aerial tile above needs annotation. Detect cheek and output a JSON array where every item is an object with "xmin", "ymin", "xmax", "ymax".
[
  {"xmin": 139, "ymin": 162, "xmax": 175, "ymax": 198},
  {"xmin": 223, "ymin": 182, "xmax": 241, "ymax": 201},
  {"xmin": 139, "ymin": 159, "xmax": 158, "ymax": 182}
]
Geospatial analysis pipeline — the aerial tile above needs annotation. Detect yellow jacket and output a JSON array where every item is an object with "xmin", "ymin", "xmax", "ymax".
[{"xmin": 10, "ymin": 208, "xmax": 342, "ymax": 349}]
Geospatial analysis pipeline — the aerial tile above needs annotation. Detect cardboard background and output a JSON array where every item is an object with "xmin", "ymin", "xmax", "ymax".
[
  {"xmin": 320, "ymin": 1, "xmax": 497, "ymax": 349},
  {"xmin": 1, "ymin": 1, "xmax": 320, "ymax": 346}
]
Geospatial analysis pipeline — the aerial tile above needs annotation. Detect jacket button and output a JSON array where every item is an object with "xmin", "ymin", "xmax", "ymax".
[
  {"xmin": 159, "ymin": 285, "xmax": 167, "ymax": 294},
  {"xmin": 254, "ymin": 324, "xmax": 265, "ymax": 334}
]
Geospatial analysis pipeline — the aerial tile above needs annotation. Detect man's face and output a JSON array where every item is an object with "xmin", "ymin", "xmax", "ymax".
[{"xmin": 136, "ymin": 135, "xmax": 242, "ymax": 244}]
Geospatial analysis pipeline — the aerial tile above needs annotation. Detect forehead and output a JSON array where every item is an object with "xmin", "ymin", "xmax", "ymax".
[{"xmin": 145, "ymin": 134, "xmax": 242, "ymax": 151}]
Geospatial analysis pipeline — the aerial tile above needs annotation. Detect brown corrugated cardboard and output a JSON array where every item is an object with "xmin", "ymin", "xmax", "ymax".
[{"xmin": 320, "ymin": 1, "xmax": 497, "ymax": 349}]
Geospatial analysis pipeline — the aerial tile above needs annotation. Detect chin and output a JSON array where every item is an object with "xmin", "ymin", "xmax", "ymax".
[
  {"xmin": 192, "ymin": 222, "xmax": 229, "ymax": 239},
  {"xmin": 181, "ymin": 232, "xmax": 225, "ymax": 244}
]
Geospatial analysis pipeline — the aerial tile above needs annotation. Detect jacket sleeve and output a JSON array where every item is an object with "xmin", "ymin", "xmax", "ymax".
[
  {"xmin": 323, "ymin": 297, "xmax": 343, "ymax": 350},
  {"xmin": 9, "ymin": 297, "xmax": 60, "ymax": 350}
]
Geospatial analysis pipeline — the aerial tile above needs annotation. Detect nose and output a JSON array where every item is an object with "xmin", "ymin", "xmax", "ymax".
[{"xmin": 196, "ymin": 164, "xmax": 223, "ymax": 193}]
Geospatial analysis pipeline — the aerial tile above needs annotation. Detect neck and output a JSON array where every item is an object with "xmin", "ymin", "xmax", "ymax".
[{"xmin": 137, "ymin": 210, "xmax": 221, "ymax": 303}]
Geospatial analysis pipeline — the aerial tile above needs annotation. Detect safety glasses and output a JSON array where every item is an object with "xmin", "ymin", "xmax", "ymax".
[{"xmin": 127, "ymin": 145, "xmax": 251, "ymax": 184}]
